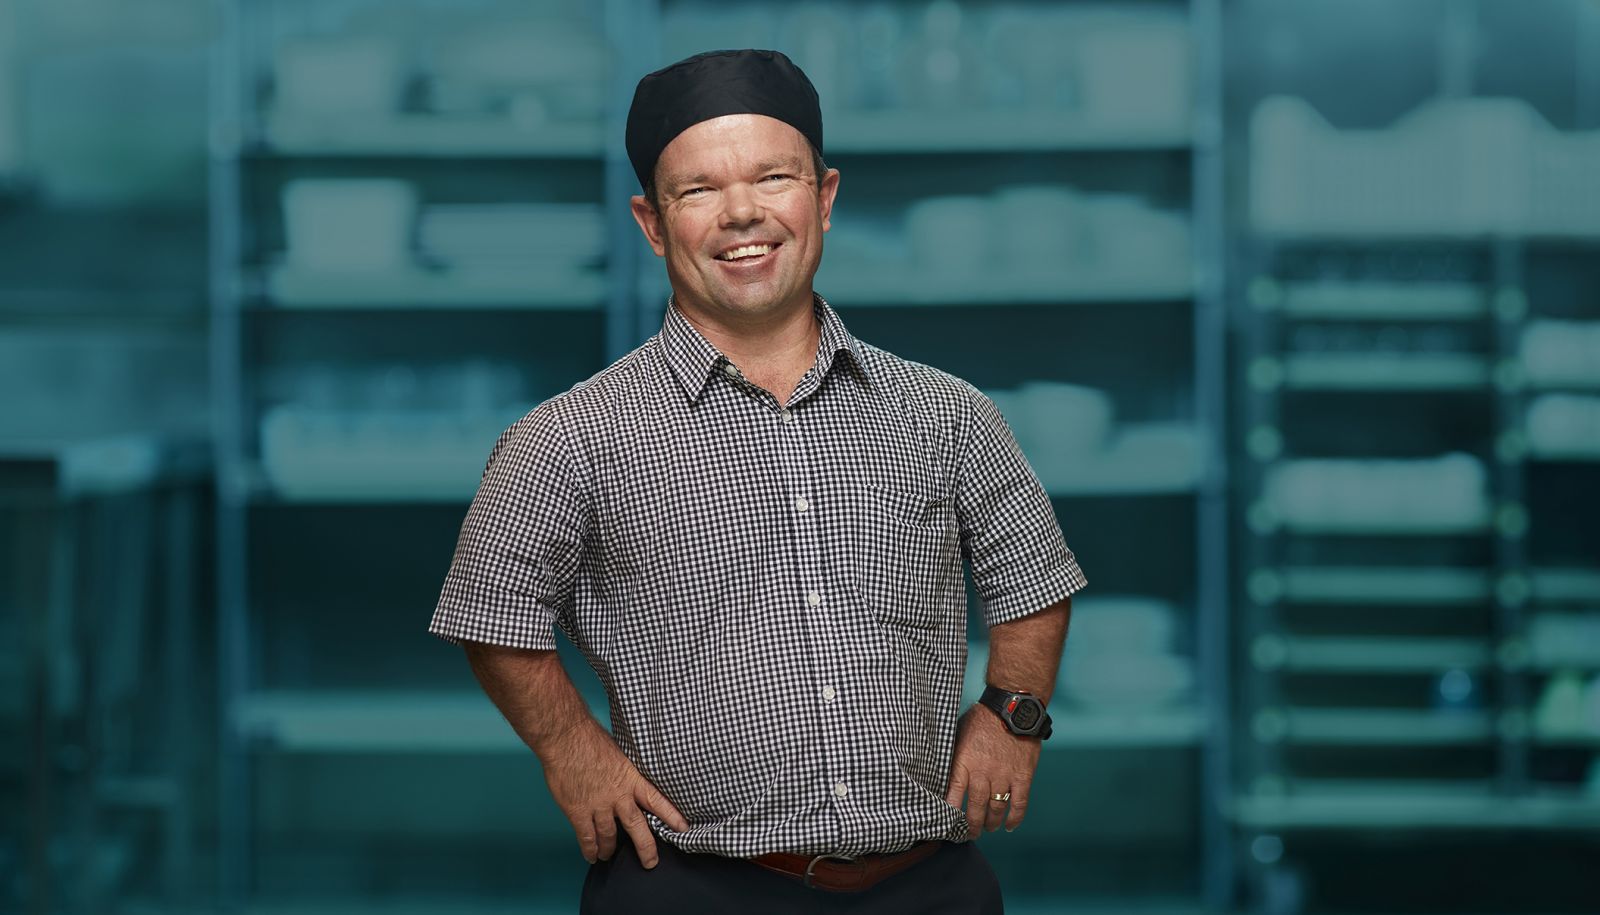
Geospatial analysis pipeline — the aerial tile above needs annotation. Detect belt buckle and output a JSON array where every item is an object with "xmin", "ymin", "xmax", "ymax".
[{"xmin": 803, "ymin": 852, "xmax": 856, "ymax": 889}]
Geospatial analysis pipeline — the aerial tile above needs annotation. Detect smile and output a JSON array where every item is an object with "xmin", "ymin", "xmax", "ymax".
[{"xmin": 714, "ymin": 243, "xmax": 779, "ymax": 261}]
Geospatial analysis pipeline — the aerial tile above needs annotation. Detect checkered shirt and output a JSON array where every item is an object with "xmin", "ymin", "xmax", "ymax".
[{"xmin": 431, "ymin": 294, "xmax": 1087, "ymax": 858}]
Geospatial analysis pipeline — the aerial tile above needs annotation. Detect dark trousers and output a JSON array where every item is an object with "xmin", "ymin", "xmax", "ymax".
[{"xmin": 580, "ymin": 833, "xmax": 1004, "ymax": 914}]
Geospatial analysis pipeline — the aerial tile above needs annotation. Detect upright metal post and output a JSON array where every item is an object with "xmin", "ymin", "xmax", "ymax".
[{"xmin": 1190, "ymin": 0, "xmax": 1234, "ymax": 908}]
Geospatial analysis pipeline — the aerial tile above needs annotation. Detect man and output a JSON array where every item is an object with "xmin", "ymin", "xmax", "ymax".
[{"xmin": 430, "ymin": 49, "xmax": 1086, "ymax": 913}]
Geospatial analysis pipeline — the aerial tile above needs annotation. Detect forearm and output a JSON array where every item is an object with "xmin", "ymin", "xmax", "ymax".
[
  {"xmin": 984, "ymin": 596, "xmax": 1072, "ymax": 705},
  {"xmin": 462, "ymin": 641, "xmax": 605, "ymax": 758}
]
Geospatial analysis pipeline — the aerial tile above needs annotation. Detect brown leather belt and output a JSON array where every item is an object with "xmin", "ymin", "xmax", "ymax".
[{"xmin": 748, "ymin": 841, "xmax": 944, "ymax": 892}]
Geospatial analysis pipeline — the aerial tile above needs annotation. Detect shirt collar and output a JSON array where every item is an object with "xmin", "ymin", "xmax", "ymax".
[{"xmin": 659, "ymin": 293, "xmax": 871, "ymax": 405}]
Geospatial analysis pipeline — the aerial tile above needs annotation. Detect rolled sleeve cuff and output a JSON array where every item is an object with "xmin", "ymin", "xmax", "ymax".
[
  {"xmin": 429, "ymin": 590, "xmax": 560, "ymax": 651},
  {"xmin": 980, "ymin": 553, "xmax": 1088, "ymax": 629}
]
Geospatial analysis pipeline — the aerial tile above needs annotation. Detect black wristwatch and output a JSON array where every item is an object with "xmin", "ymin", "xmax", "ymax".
[{"xmin": 978, "ymin": 685, "xmax": 1053, "ymax": 740}]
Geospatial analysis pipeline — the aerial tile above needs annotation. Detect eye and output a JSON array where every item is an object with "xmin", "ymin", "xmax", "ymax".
[
  {"xmin": 761, "ymin": 173, "xmax": 792, "ymax": 183},
  {"xmin": 681, "ymin": 186, "xmax": 711, "ymax": 197}
]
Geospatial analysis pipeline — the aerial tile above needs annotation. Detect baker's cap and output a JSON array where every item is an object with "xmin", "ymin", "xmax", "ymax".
[{"xmin": 626, "ymin": 49, "xmax": 824, "ymax": 191}]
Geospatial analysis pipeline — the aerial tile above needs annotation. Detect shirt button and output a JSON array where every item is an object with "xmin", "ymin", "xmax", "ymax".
[
  {"xmin": 833, "ymin": 782, "xmax": 849, "ymax": 798},
  {"xmin": 806, "ymin": 591, "xmax": 822, "ymax": 607},
  {"xmin": 822, "ymin": 685, "xmax": 837, "ymax": 702},
  {"xmin": 723, "ymin": 363, "xmax": 740, "ymax": 377},
  {"xmin": 780, "ymin": 409, "xmax": 794, "ymax": 423},
  {"xmin": 795, "ymin": 496, "xmax": 810, "ymax": 513}
]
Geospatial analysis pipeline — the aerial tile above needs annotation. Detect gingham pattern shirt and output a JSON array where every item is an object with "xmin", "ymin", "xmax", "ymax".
[{"xmin": 431, "ymin": 294, "xmax": 1086, "ymax": 858}]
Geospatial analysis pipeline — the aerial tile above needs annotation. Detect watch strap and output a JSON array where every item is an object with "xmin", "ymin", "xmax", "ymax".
[{"xmin": 978, "ymin": 685, "xmax": 1053, "ymax": 739}]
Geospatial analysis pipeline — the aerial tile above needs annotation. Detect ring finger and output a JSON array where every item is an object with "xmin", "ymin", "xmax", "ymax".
[{"xmin": 985, "ymin": 787, "xmax": 1011, "ymax": 832}]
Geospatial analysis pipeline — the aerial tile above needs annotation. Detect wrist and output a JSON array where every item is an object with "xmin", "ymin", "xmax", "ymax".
[{"xmin": 977, "ymin": 684, "xmax": 1053, "ymax": 740}]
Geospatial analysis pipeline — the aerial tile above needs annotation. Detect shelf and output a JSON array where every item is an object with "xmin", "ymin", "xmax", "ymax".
[
  {"xmin": 1526, "ymin": 449, "xmax": 1600, "ymax": 463},
  {"xmin": 1523, "ymin": 655, "xmax": 1600, "ymax": 672},
  {"xmin": 249, "ymin": 465, "xmax": 477, "ymax": 505},
  {"xmin": 1278, "ymin": 281, "xmax": 1487, "ymax": 321},
  {"xmin": 1278, "ymin": 566, "xmax": 1491, "ymax": 605},
  {"xmin": 825, "ymin": 111, "xmax": 1191, "ymax": 154},
  {"xmin": 1529, "ymin": 730, "xmax": 1600, "ymax": 747},
  {"xmin": 1045, "ymin": 474, "xmax": 1201, "ymax": 498},
  {"xmin": 263, "ymin": 266, "xmax": 606, "ymax": 310},
  {"xmin": 1271, "ymin": 708, "xmax": 1494, "ymax": 745},
  {"xmin": 1274, "ymin": 637, "xmax": 1491, "ymax": 673},
  {"xmin": 1278, "ymin": 515, "xmax": 1492, "ymax": 536},
  {"xmin": 258, "ymin": 112, "xmax": 605, "ymax": 158},
  {"xmin": 1531, "ymin": 568, "xmax": 1600, "ymax": 603},
  {"xmin": 1233, "ymin": 784, "xmax": 1600, "ymax": 830},
  {"xmin": 1281, "ymin": 353, "xmax": 1490, "ymax": 390},
  {"xmin": 259, "ymin": 110, "xmax": 1192, "ymax": 159},
  {"xmin": 1525, "ymin": 377, "xmax": 1600, "ymax": 392},
  {"xmin": 232, "ymin": 690, "xmax": 608, "ymax": 754},
  {"xmin": 820, "ymin": 261, "xmax": 1193, "ymax": 307},
  {"xmin": 230, "ymin": 691, "xmax": 1206, "ymax": 753}
]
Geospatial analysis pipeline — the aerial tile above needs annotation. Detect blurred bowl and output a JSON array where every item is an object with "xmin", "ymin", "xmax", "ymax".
[
  {"xmin": 905, "ymin": 195, "xmax": 993, "ymax": 278},
  {"xmin": 283, "ymin": 179, "xmax": 417, "ymax": 272},
  {"xmin": 1064, "ymin": 595, "xmax": 1178, "ymax": 656},
  {"xmin": 1061, "ymin": 653, "xmax": 1193, "ymax": 711},
  {"xmin": 1013, "ymin": 381, "xmax": 1112, "ymax": 456}
]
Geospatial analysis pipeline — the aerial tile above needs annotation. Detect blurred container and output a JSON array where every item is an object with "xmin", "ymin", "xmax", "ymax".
[
  {"xmin": 425, "ymin": 21, "xmax": 607, "ymax": 122},
  {"xmin": 1086, "ymin": 195, "xmax": 1190, "ymax": 276},
  {"xmin": 275, "ymin": 38, "xmax": 406, "ymax": 117},
  {"xmin": 1061, "ymin": 654, "xmax": 1193, "ymax": 711},
  {"xmin": 1521, "ymin": 320, "xmax": 1600, "ymax": 387},
  {"xmin": 993, "ymin": 184, "xmax": 1089, "ymax": 272},
  {"xmin": 1011, "ymin": 381, "xmax": 1114, "ymax": 459},
  {"xmin": 1527, "ymin": 614, "xmax": 1600, "ymax": 669},
  {"xmin": 1076, "ymin": 17, "xmax": 1190, "ymax": 130},
  {"xmin": 1063, "ymin": 596, "xmax": 1177, "ymax": 657},
  {"xmin": 1534, "ymin": 671, "xmax": 1591, "ymax": 738},
  {"xmin": 282, "ymin": 179, "xmax": 417, "ymax": 273},
  {"xmin": 980, "ymin": 9, "xmax": 1076, "ymax": 111},
  {"xmin": 1264, "ymin": 453, "xmax": 1490, "ymax": 530},
  {"xmin": 1251, "ymin": 95, "xmax": 1600, "ymax": 237},
  {"xmin": 782, "ymin": 6, "xmax": 853, "ymax": 118},
  {"xmin": 905, "ymin": 195, "xmax": 992, "ymax": 277},
  {"xmin": 418, "ymin": 203, "xmax": 605, "ymax": 270},
  {"xmin": 1099, "ymin": 422, "xmax": 1201, "ymax": 488},
  {"xmin": 1586, "ymin": 674, "xmax": 1600, "ymax": 737},
  {"xmin": 896, "ymin": 0, "xmax": 979, "ymax": 112},
  {"xmin": 1526, "ymin": 395, "xmax": 1600, "ymax": 459}
]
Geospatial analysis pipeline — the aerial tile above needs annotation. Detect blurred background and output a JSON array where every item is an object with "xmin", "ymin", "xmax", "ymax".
[{"xmin": 3, "ymin": 0, "xmax": 1599, "ymax": 912}]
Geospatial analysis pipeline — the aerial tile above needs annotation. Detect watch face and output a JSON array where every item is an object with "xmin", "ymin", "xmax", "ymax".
[{"xmin": 1011, "ymin": 698, "xmax": 1041, "ymax": 731}]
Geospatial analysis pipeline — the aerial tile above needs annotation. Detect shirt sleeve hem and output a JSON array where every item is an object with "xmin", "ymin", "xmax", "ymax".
[
  {"xmin": 980, "ymin": 558, "xmax": 1087, "ymax": 629},
  {"xmin": 428, "ymin": 600, "xmax": 560, "ymax": 652}
]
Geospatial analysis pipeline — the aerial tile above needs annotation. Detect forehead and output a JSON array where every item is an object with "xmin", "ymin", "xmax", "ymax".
[{"xmin": 656, "ymin": 113, "xmax": 812, "ymax": 184}]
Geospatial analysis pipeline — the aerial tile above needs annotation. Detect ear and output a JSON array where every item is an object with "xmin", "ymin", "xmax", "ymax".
[
  {"xmin": 631, "ymin": 195, "xmax": 667, "ymax": 257},
  {"xmin": 817, "ymin": 168, "xmax": 840, "ymax": 234}
]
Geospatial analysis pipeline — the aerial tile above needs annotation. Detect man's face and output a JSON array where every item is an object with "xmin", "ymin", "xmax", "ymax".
[{"xmin": 630, "ymin": 113, "xmax": 839, "ymax": 323}]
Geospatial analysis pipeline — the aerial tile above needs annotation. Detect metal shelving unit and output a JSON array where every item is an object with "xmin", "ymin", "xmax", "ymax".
[
  {"xmin": 1234, "ymin": 235, "xmax": 1520, "ymax": 878},
  {"xmin": 208, "ymin": 0, "xmax": 639, "ymax": 906},
  {"xmin": 1230, "ymin": 4, "xmax": 1600, "ymax": 889}
]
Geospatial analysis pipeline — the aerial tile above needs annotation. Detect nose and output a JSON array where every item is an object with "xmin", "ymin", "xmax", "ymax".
[{"xmin": 718, "ymin": 180, "xmax": 764, "ymax": 228}]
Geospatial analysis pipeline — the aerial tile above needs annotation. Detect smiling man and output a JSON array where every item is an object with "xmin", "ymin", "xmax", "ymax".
[{"xmin": 431, "ymin": 49, "xmax": 1086, "ymax": 914}]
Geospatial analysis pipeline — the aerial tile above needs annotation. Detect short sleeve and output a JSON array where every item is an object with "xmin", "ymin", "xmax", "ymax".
[
  {"xmin": 429, "ymin": 404, "xmax": 589, "ymax": 651},
  {"xmin": 955, "ymin": 386, "xmax": 1087, "ymax": 628}
]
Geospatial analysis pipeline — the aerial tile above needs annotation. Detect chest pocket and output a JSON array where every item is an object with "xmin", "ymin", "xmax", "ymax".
[{"xmin": 850, "ymin": 481, "xmax": 960, "ymax": 629}]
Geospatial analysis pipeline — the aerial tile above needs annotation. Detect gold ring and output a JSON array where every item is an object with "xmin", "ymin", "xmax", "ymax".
[{"xmin": 991, "ymin": 792, "xmax": 1011, "ymax": 802}]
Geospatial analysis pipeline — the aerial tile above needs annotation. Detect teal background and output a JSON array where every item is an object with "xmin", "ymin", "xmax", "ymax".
[{"xmin": 3, "ymin": 0, "xmax": 1599, "ymax": 912}]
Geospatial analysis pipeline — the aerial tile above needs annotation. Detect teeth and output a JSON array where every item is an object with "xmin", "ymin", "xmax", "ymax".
[{"xmin": 719, "ymin": 244, "xmax": 773, "ymax": 261}]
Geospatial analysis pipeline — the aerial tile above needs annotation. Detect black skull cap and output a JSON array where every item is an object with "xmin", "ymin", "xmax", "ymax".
[{"xmin": 626, "ymin": 49, "xmax": 823, "ymax": 191}]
